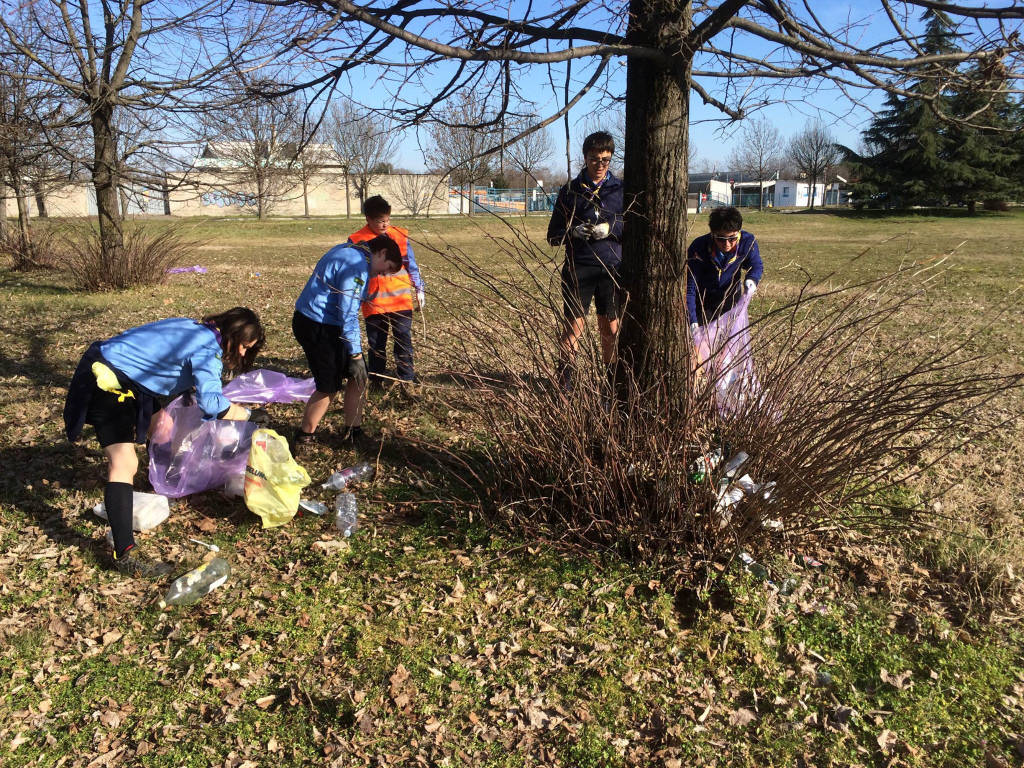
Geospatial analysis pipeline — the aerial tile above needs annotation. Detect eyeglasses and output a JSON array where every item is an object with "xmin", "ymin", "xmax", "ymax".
[
  {"xmin": 586, "ymin": 156, "xmax": 612, "ymax": 166},
  {"xmin": 713, "ymin": 234, "xmax": 740, "ymax": 243}
]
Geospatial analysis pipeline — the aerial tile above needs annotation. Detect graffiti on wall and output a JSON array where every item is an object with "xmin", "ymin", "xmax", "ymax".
[{"xmin": 201, "ymin": 191, "xmax": 258, "ymax": 208}]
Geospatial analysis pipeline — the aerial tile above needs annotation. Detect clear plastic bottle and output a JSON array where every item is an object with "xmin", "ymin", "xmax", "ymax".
[
  {"xmin": 334, "ymin": 493, "xmax": 359, "ymax": 537},
  {"xmin": 298, "ymin": 499, "xmax": 328, "ymax": 516},
  {"xmin": 322, "ymin": 461, "xmax": 375, "ymax": 491},
  {"xmin": 159, "ymin": 557, "xmax": 231, "ymax": 607},
  {"xmin": 93, "ymin": 491, "xmax": 170, "ymax": 531}
]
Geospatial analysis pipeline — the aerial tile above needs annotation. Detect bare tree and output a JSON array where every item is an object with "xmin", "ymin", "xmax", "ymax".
[
  {"xmin": 324, "ymin": 98, "xmax": 400, "ymax": 215},
  {"xmin": 393, "ymin": 173, "xmax": 440, "ymax": 217},
  {"xmin": 0, "ymin": 0, "xmax": 281, "ymax": 271},
  {"xmin": 269, "ymin": 0, "xmax": 1021, "ymax": 390},
  {"xmin": 294, "ymin": 140, "xmax": 335, "ymax": 218},
  {"xmin": 425, "ymin": 90, "xmax": 496, "ymax": 215},
  {"xmin": 506, "ymin": 116, "xmax": 554, "ymax": 188},
  {"xmin": 730, "ymin": 117, "xmax": 784, "ymax": 211},
  {"xmin": 788, "ymin": 121, "xmax": 844, "ymax": 209},
  {"xmin": 199, "ymin": 77, "xmax": 304, "ymax": 220}
]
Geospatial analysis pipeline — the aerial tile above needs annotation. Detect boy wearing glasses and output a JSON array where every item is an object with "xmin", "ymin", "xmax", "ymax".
[
  {"xmin": 686, "ymin": 206, "xmax": 763, "ymax": 331},
  {"xmin": 546, "ymin": 131, "xmax": 624, "ymax": 388}
]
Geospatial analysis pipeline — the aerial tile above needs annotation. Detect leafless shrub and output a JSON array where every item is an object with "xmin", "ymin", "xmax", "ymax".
[
  {"xmin": 0, "ymin": 225, "xmax": 64, "ymax": 270},
  {"xmin": 58, "ymin": 223, "xmax": 200, "ymax": 291},
  {"xmin": 418, "ymin": 222, "xmax": 1022, "ymax": 577}
]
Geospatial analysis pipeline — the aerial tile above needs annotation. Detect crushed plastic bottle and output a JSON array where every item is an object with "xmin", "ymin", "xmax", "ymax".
[
  {"xmin": 159, "ymin": 557, "xmax": 230, "ymax": 607},
  {"xmin": 721, "ymin": 451, "xmax": 750, "ymax": 479},
  {"xmin": 298, "ymin": 499, "xmax": 328, "ymax": 516},
  {"xmin": 322, "ymin": 461, "xmax": 375, "ymax": 491},
  {"xmin": 738, "ymin": 551, "xmax": 770, "ymax": 581},
  {"xmin": 93, "ymin": 491, "xmax": 170, "ymax": 531},
  {"xmin": 688, "ymin": 448, "xmax": 723, "ymax": 484},
  {"xmin": 334, "ymin": 493, "xmax": 358, "ymax": 537},
  {"xmin": 222, "ymin": 472, "xmax": 246, "ymax": 499}
]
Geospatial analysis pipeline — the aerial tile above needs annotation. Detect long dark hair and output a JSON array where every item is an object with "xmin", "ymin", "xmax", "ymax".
[{"xmin": 202, "ymin": 307, "xmax": 265, "ymax": 372}]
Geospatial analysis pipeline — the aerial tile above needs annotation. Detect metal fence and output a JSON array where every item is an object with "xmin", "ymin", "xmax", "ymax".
[{"xmin": 449, "ymin": 187, "xmax": 559, "ymax": 215}]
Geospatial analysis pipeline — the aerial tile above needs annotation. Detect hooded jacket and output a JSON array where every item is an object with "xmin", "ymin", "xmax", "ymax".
[{"xmin": 546, "ymin": 169, "xmax": 624, "ymax": 269}]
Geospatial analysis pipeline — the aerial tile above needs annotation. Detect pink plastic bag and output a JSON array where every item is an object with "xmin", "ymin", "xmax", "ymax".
[
  {"xmin": 148, "ymin": 397, "xmax": 257, "ymax": 498},
  {"xmin": 222, "ymin": 369, "xmax": 315, "ymax": 404},
  {"xmin": 692, "ymin": 292, "xmax": 759, "ymax": 417}
]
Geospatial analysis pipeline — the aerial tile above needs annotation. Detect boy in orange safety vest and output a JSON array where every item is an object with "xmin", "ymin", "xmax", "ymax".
[{"xmin": 347, "ymin": 195, "xmax": 425, "ymax": 385}]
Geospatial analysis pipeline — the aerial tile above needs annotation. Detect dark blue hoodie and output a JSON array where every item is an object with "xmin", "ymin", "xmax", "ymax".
[
  {"xmin": 685, "ymin": 231, "xmax": 763, "ymax": 325},
  {"xmin": 546, "ymin": 170, "xmax": 624, "ymax": 269}
]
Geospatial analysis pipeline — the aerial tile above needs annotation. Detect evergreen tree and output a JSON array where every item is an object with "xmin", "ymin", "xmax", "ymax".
[
  {"xmin": 849, "ymin": 6, "xmax": 960, "ymax": 208},
  {"xmin": 945, "ymin": 65, "xmax": 1023, "ymax": 213}
]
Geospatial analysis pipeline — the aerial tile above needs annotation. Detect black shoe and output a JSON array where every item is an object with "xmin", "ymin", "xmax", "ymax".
[
  {"xmin": 291, "ymin": 430, "xmax": 319, "ymax": 459},
  {"xmin": 340, "ymin": 426, "xmax": 376, "ymax": 453},
  {"xmin": 113, "ymin": 548, "xmax": 173, "ymax": 579}
]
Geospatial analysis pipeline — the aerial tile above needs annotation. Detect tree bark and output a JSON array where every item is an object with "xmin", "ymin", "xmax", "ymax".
[
  {"xmin": 302, "ymin": 177, "xmax": 310, "ymax": 217},
  {"xmin": 617, "ymin": 0, "xmax": 692, "ymax": 394},
  {"xmin": 91, "ymin": 106, "xmax": 124, "ymax": 266},
  {"xmin": 33, "ymin": 180, "xmax": 47, "ymax": 218},
  {"xmin": 0, "ymin": 186, "xmax": 7, "ymax": 238},
  {"xmin": 13, "ymin": 177, "xmax": 32, "ymax": 257}
]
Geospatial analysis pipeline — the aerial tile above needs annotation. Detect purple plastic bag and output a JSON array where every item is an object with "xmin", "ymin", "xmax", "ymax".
[
  {"xmin": 222, "ymin": 369, "xmax": 315, "ymax": 404},
  {"xmin": 148, "ymin": 396, "xmax": 256, "ymax": 498},
  {"xmin": 166, "ymin": 265, "xmax": 208, "ymax": 275},
  {"xmin": 692, "ymin": 292, "xmax": 760, "ymax": 417}
]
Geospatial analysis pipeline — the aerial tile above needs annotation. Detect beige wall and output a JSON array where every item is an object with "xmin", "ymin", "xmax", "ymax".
[
  {"xmin": 166, "ymin": 170, "xmax": 450, "ymax": 217},
  {"xmin": 6, "ymin": 171, "xmax": 451, "ymax": 220}
]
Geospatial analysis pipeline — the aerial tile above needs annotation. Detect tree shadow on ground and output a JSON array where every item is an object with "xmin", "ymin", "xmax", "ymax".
[
  {"xmin": 0, "ymin": 304, "xmax": 102, "ymax": 388},
  {"xmin": 0, "ymin": 442, "xmax": 110, "ymax": 561}
]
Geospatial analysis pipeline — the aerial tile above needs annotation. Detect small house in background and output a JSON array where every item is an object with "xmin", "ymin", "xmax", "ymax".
[{"xmin": 688, "ymin": 170, "xmax": 848, "ymax": 212}]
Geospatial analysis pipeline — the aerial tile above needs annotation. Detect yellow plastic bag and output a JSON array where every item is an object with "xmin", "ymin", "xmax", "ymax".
[{"xmin": 244, "ymin": 428, "xmax": 311, "ymax": 528}]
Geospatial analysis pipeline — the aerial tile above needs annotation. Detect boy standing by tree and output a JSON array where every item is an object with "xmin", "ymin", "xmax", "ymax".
[
  {"xmin": 546, "ymin": 131, "xmax": 624, "ymax": 388},
  {"xmin": 292, "ymin": 236, "xmax": 403, "ymax": 455},
  {"xmin": 347, "ymin": 195, "xmax": 426, "ymax": 388}
]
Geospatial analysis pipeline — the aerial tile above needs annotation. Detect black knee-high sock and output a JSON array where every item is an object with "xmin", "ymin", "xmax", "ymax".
[{"xmin": 105, "ymin": 482, "xmax": 135, "ymax": 558}]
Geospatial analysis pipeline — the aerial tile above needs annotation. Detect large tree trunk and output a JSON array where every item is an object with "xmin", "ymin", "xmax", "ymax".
[
  {"xmin": 617, "ymin": 0, "xmax": 692, "ymax": 394},
  {"xmin": 91, "ymin": 106, "xmax": 124, "ymax": 265}
]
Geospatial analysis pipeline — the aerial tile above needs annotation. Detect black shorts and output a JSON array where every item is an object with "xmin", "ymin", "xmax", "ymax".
[
  {"xmin": 561, "ymin": 261, "xmax": 621, "ymax": 320},
  {"xmin": 292, "ymin": 311, "xmax": 353, "ymax": 395},
  {"xmin": 86, "ymin": 381, "xmax": 142, "ymax": 448}
]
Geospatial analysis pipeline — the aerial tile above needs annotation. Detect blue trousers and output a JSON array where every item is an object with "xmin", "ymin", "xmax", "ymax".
[{"xmin": 365, "ymin": 310, "xmax": 415, "ymax": 381}]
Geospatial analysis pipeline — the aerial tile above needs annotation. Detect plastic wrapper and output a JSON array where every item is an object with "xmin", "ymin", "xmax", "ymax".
[
  {"xmin": 148, "ymin": 397, "xmax": 257, "ymax": 498},
  {"xmin": 222, "ymin": 369, "xmax": 315, "ymax": 405},
  {"xmin": 244, "ymin": 428, "xmax": 311, "ymax": 528},
  {"xmin": 692, "ymin": 292, "xmax": 760, "ymax": 417}
]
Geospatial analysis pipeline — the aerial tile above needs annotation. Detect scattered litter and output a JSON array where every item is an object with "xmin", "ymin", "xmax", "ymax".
[
  {"xmin": 298, "ymin": 499, "xmax": 328, "ymax": 516},
  {"xmin": 688, "ymin": 448, "xmax": 722, "ymax": 483},
  {"xmin": 322, "ymin": 461, "xmax": 375, "ymax": 491},
  {"xmin": 159, "ymin": 557, "xmax": 230, "ymax": 608},
  {"xmin": 738, "ymin": 552, "xmax": 772, "ymax": 583},
  {"xmin": 188, "ymin": 538, "xmax": 220, "ymax": 552},
  {"xmin": 334, "ymin": 493, "xmax": 358, "ymax": 537},
  {"xmin": 166, "ymin": 265, "xmax": 207, "ymax": 275},
  {"xmin": 796, "ymin": 553, "xmax": 827, "ymax": 571},
  {"xmin": 93, "ymin": 491, "xmax": 169, "ymax": 531}
]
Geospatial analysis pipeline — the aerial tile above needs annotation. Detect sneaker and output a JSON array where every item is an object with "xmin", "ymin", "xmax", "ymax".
[{"xmin": 113, "ymin": 548, "xmax": 174, "ymax": 579}]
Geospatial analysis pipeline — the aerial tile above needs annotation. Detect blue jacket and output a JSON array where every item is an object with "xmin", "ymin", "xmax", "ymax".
[
  {"xmin": 294, "ymin": 243, "xmax": 371, "ymax": 353},
  {"xmin": 99, "ymin": 318, "xmax": 231, "ymax": 419},
  {"xmin": 685, "ymin": 231, "xmax": 763, "ymax": 325},
  {"xmin": 546, "ymin": 170, "xmax": 624, "ymax": 269}
]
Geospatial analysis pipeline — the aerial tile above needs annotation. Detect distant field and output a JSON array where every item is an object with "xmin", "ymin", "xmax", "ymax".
[{"xmin": 1, "ymin": 208, "xmax": 1022, "ymax": 767}]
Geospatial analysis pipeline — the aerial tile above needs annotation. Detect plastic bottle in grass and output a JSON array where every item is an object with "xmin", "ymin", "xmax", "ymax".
[
  {"xmin": 322, "ymin": 461, "xmax": 375, "ymax": 491},
  {"xmin": 334, "ymin": 493, "xmax": 359, "ymax": 537},
  {"xmin": 160, "ymin": 557, "xmax": 230, "ymax": 608}
]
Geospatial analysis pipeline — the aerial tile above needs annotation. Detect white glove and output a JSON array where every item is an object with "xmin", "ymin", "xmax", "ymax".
[
  {"xmin": 572, "ymin": 222, "xmax": 593, "ymax": 240},
  {"xmin": 416, "ymin": 290, "xmax": 426, "ymax": 310},
  {"xmin": 590, "ymin": 221, "xmax": 611, "ymax": 240},
  {"xmin": 690, "ymin": 323, "xmax": 699, "ymax": 335},
  {"xmin": 745, "ymin": 279, "xmax": 757, "ymax": 295}
]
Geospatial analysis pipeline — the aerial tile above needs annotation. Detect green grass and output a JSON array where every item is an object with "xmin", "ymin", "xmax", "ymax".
[{"xmin": 1, "ymin": 208, "xmax": 1023, "ymax": 765}]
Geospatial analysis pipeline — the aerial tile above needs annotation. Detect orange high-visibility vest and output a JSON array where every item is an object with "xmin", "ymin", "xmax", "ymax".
[{"xmin": 348, "ymin": 225, "xmax": 414, "ymax": 316}]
